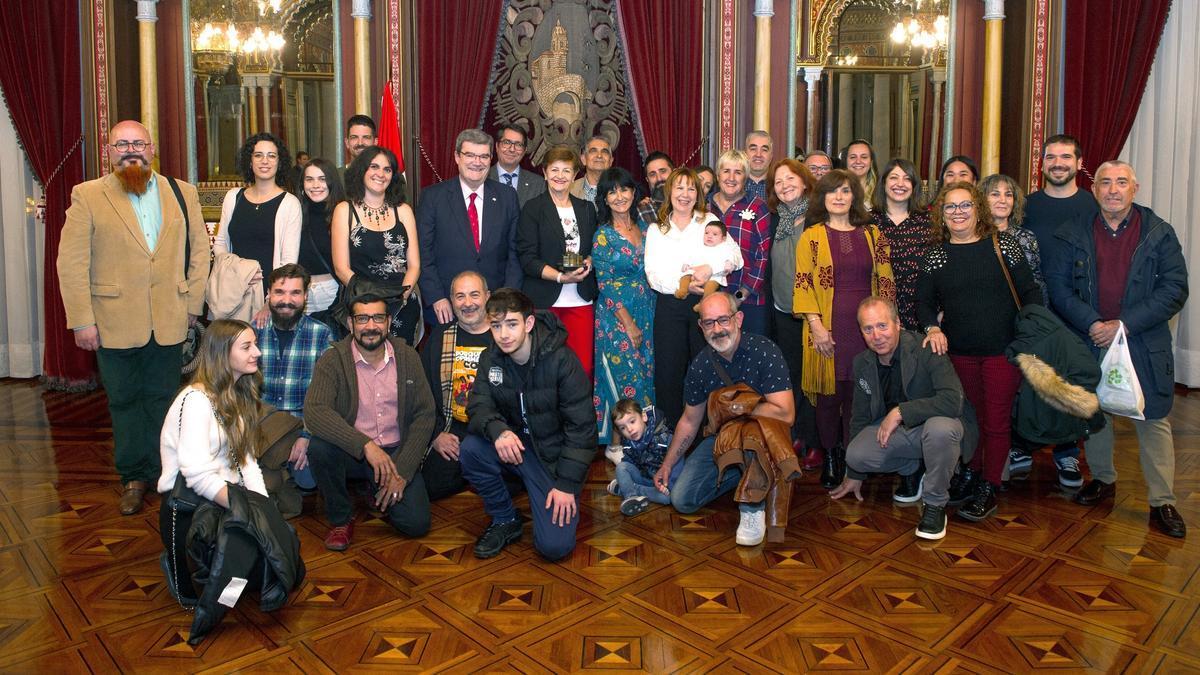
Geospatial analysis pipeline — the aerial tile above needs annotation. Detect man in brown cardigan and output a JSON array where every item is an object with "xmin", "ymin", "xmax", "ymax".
[{"xmin": 304, "ymin": 293, "xmax": 436, "ymax": 551}]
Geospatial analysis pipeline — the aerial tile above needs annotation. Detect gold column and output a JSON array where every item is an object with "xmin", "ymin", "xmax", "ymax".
[
  {"xmin": 247, "ymin": 83, "xmax": 258, "ymax": 135},
  {"xmin": 135, "ymin": 0, "xmax": 159, "ymax": 162},
  {"xmin": 981, "ymin": 0, "xmax": 1005, "ymax": 175},
  {"xmin": 352, "ymin": 0, "xmax": 372, "ymax": 115},
  {"xmin": 752, "ymin": 0, "xmax": 773, "ymax": 131}
]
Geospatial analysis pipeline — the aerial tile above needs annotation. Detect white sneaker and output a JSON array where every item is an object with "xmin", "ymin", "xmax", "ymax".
[
  {"xmin": 735, "ymin": 509, "xmax": 766, "ymax": 546},
  {"xmin": 605, "ymin": 445, "xmax": 624, "ymax": 465},
  {"xmin": 606, "ymin": 479, "xmax": 619, "ymax": 496}
]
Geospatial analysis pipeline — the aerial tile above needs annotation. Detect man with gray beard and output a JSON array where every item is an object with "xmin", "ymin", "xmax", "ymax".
[{"xmin": 58, "ymin": 120, "xmax": 211, "ymax": 516}]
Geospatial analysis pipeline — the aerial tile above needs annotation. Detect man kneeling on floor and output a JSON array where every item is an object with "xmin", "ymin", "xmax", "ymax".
[
  {"xmin": 460, "ymin": 288, "xmax": 596, "ymax": 561},
  {"xmin": 304, "ymin": 293, "xmax": 436, "ymax": 551},
  {"xmin": 830, "ymin": 296, "xmax": 978, "ymax": 540}
]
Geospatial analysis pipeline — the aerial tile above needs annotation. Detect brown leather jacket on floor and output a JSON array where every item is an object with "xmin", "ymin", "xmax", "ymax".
[{"xmin": 706, "ymin": 383, "xmax": 802, "ymax": 543}]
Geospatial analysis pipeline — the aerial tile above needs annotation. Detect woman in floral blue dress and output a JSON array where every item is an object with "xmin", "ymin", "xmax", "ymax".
[{"xmin": 592, "ymin": 167, "xmax": 655, "ymax": 445}]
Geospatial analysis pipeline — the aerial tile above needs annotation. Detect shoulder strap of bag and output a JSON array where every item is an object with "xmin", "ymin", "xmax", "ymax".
[
  {"xmin": 706, "ymin": 347, "xmax": 736, "ymax": 387},
  {"xmin": 992, "ymin": 234, "xmax": 1022, "ymax": 310},
  {"xmin": 166, "ymin": 176, "xmax": 190, "ymax": 281}
]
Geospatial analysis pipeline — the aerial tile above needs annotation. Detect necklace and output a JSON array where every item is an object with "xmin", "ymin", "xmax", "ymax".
[{"xmin": 358, "ymin": 201, "xmax": 388, "ymax": 227}]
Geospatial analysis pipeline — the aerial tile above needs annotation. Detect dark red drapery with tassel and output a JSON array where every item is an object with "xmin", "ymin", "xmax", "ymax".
[
  {"xmin": 416, "ymin": 0, "xmax": 503, "ymax": 187},
  {"xmin": 616, "ymin": 0, "xmax": 703, "ymax": 166},
  {"xmin": 0, "ymin": 2, "xmax": 94, "ymax": 388},
  {"xmin": 1063, "ymin": 0, "xmax": 1172, "ymax": 189}
]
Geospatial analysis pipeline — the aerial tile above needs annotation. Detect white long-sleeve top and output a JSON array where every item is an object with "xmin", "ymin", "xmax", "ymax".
[
  {"xmin": 158, "ymin": 385, "xmax": 267, "ymax": 501},
  {"xmin": 212, "ymin": 187, "xmax": 302, "ymax": 272},
  {"xmin": 643, "ymin": 211, "xmax": 721, "ymax": 295}
]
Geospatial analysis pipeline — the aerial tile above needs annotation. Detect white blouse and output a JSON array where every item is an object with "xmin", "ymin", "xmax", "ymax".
[
  {"xmin": 643, "ymin": 211, "xmax": 721, "ymax": 295},
  {"xmin": 158, "ymin": 385, "xmax": 267, "ymax": 501}
]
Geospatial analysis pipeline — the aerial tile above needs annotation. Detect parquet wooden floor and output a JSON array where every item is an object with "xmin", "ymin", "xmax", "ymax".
[{"xmin": 1, "ymin": 378, "xmax": 1199, "ymax": 673}]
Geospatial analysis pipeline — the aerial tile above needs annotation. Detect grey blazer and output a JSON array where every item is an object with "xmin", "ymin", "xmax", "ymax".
[{"xmin": 489, "ymin": 165, "xmax": 546, "ymax": 208}]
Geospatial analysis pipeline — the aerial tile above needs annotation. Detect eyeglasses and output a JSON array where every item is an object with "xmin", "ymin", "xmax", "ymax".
[
  {"xmin": 497, "ymin": 139, "xmax": 525, "ymax": 149},
  {"xmin": 698, "ymin": 314, "xmax": 734, "ymax": 331},
  {"xmin": 252, "ymin": 152, "xmax": 279, "ymax": 160},
  {"xmin": 110, "ymin": 140, "xmax": 148, "ymax": 152},
  {"xmin": 458, "ymin": 151, "xmax": 492, "ymax": 162},
  {"xmin": 352, "ymin": 313, "xmax": 389, "ymax": 325},
  {"xmin": 942, "ymin": 201, "xmax": 975, "ymax": 214}
]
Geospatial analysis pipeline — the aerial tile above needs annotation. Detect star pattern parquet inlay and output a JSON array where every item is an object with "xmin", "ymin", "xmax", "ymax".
[{"xmin": 0, "ymin": 380, "xmax": 1198, "ymax": 672}]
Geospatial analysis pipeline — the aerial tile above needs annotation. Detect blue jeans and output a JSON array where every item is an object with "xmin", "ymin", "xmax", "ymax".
[
  {"xmin": 670, "ymin": 437, "xmax": 747, "ymax": 513},
  {"xmin": 459, "ymin": 434, "xmax": 579, "ymax": 561},
  {"xmin": 289, "ymin": 461, "xmax": 316, "ymax": 490},
  {"xmin": 737, "ymin": 302, "xmax": 770, "ymax": 336},
  {"xmin": 615, "ymin": 460, "xmax": 682, "ymax": 504}
]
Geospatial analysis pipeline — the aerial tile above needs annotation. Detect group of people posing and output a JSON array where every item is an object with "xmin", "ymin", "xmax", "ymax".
[{"xmin": 58, "ymin": 118, "xmax": 1188, "ymax": 640}]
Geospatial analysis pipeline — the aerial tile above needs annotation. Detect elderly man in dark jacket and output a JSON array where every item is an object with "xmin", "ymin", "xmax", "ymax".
[
  {"xmin": 461, "ymin": 288, "xmax": 596, "ymax": 561},
  {"xmin": 1045, "ymin": 160, "xmax": 1189, "ymax": 538},
  {"xmin": 830, "ymin": 297, "xmax": 977, "ymax": 540}
]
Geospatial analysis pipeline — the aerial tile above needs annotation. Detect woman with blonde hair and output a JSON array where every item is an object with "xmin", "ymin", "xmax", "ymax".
[
  {"xmin": 158, "ymin": 319, "xmax": 303, "ymax": 645},
  {"xmin": 794, "ymin": 169, "xmax": 895, "ymax": 489}
]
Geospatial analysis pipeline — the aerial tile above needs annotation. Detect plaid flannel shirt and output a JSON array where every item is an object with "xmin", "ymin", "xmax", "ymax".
[
  {"xmin": 708, "ymin": 194, "xmax": 771, "ymax": 306},
  {"xmin": 256, "ymin": 315, "xmax": 334, "ymax": 435}
]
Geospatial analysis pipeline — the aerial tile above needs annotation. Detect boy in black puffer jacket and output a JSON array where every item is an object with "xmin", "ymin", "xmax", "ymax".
[{"xmin": 461, "ymin": 289, "xmax": 597, "ymax": 561}]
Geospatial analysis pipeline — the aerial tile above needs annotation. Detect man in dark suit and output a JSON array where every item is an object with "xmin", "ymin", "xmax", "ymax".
[
  {"xmin": 488, "ymin": 124, "xmax": 545, "ymax": 208},
  {"xmin": 418, "ymin": 128, "xmax": 523, "ymax": 325}
]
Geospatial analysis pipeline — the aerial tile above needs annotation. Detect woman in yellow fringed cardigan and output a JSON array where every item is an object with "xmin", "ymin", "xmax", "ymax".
[{"xmin": 793, "ymin": 169, "xmax": 895, "ymax": 489}]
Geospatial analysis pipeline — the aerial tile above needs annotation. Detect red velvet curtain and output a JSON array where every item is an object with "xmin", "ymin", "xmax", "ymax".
[
  {"xmin": 0, "ymin": 2, "xmax": 94, "ymax": 388},
  {"xmin": 416, "ymin": 0, "xmax": 503, "ymax": 187},
  {"xmin": 616, "ymin": 0, "xmax": 703, "ymax": 166},
  {"xmin": 1063, "ymin": 0, "xmax": 1172, "ymax": 189}
]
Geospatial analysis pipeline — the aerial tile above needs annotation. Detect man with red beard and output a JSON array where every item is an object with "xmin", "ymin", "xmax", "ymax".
[{"xmin": 57, "ymin": 120, "xmax": 211, "ymax": 516}]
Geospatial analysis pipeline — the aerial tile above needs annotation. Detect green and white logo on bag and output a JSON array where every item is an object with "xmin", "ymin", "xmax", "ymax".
[{"xmin": 1106, "ymin": 368, "xmax": 1125, "ymax": 386}]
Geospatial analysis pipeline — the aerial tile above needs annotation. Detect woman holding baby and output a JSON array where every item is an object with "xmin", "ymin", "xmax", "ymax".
[{"xmin": 644, "ymin": 167, "xmax": 720, "ymax": 427}]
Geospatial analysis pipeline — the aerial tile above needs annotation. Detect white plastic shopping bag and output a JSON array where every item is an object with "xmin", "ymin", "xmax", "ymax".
[{"xmin": 1096, "ymin": 322, "xmax": 1145, "ymax": 420}]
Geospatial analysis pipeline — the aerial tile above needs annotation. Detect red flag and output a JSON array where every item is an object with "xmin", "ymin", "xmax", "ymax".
[{"xmin": 378, "ymin": 81, "xmax": 405, "ymax": 173}]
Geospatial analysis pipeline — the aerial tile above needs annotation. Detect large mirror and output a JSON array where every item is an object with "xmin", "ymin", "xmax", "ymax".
[
  {"xmin": 823, "ymin": 0, "xmax": 948, "ymax": 181},
  {"xmin": 187, "ymin": 0, "xmax": 340, "ymax": 184}
]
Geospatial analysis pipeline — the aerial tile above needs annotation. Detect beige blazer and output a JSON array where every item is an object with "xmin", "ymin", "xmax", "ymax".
[{"xmin": 57, "ymin": 172, "xmax": 211, "ymax": 349}]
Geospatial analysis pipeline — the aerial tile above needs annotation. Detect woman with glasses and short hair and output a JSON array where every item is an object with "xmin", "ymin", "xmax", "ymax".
[{"xmin": 917, "ymin": 182, "xmax": 1042, "ymax": 523}]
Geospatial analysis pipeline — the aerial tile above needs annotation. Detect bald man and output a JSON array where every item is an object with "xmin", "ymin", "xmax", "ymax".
[{"xmin": 58, "ymin": 120, "xmax": 211, "ymax": 515}]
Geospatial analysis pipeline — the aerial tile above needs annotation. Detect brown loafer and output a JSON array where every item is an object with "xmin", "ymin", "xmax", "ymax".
[
  {"xmin": 119, "ymin": 480, "xmax": 148, "ymax": 515},
  {"xmin": 1073, "ymin": 479, "xmax": 1115, "ymax": 506}
]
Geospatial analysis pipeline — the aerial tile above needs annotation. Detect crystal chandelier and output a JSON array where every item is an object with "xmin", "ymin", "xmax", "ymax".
[
  {"xmin": 890, "ymin": 1, "xmax": 948, "ymax": 52},
  {"xmin": 192, "ymin": 0, "xmax": 286, "ymax": 58}
]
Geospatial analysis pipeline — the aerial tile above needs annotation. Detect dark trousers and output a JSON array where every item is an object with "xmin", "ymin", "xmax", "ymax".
[
  {"xmin": 307, "ymin": 436, "xmax": 441, "ymax": 537},
  {"xmin": 773, "ymin": 309, "xmax": 819, "ymax": 447},
  {"xmin": 737, "ymin": 302, "xmax": 770, "ymax": 336},
  {"xmin": 96, "ymin": 338, "xmax": 182, "ymax": 483},
  {"xmin": 459, "ymin": 434, "xmax": 578, "ymax": 561},
  {"xmin": 815, "ymin": 380, "xmax": 855, "ymax": 450},
  {"xmin": 653, "ymin": 292, "xmax": 707, "ymax": 427}
]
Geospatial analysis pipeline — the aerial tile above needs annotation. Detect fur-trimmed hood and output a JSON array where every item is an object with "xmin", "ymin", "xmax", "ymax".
[{"xmin": 1014, "ymin": 353, "xmax": 1098, "ymax": 419}]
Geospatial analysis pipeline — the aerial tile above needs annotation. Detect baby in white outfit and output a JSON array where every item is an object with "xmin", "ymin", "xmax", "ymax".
[{"xmin": 675, "ymin": 221, "xmax": 744, "ymax": 299}]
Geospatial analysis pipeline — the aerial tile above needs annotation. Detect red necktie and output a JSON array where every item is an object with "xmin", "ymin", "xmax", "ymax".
[{"xmin": 468, "ymin": 192, "xmax": 480, "ymax": 252}]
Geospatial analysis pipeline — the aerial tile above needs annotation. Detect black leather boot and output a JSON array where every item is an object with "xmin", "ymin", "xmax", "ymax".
[
  {"xmin": 947, "ymin": 465, "xmax": 978, "ymax": 506},
  {"xmin": 821, "ymin": 445, "xmax": 845, "ymax": 490},
  {"xmin": 957, "ymin": 480, "xmax": 998, "ymax": 522}
]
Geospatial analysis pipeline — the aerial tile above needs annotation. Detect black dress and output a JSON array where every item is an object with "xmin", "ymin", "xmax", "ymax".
[
  {"xmin": 347, "ymin": 206, "xmax": 420, "ymax": 343},
  {"xmin": 298, "ymin": 200, "xmax": 333, "ymax": 276},
  {"xmin": 227, "ymin": 189, "xmax": 284, "ymax": 293}
]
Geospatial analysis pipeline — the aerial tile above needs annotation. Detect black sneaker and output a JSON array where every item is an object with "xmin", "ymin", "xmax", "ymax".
[
  {"xmin": 947, "ymin": 466, "xmax": 978, "ymax": 506},
  {"xmin": 1008, "ymin": 449, "xmax": 1032, "ymax": 478},
  {"xmin": 620, "ymin": 496, "xmax": 651, "ymax": 516},
  {"xmin": 894, "ymin": 469, "xmax": 924, "ymax": 504},
  {"xmin": 474, "ymin": 519, "xmax": 522, "ymax": 558},
  {"xmin": 957, "ymin": 481, "xmax": 997, "ymax": 522},
  {"xmin": 1055, "ymin": 456, "xmax": 1084, "ymax": 488},
  {"xmin": 916, "ymin": 503, "xmax": 947, "ymax": 540}
]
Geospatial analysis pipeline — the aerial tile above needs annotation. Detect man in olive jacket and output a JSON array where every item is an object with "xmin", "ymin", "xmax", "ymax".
[
  {"xmin": 830, "ymin": 297, "xmax": 977, "ymax": 540},
  {"xmin": 460, "ymin": 288, "xmax": 596, "ymax": 561},
  {"xmin": 304, "ymin": 294, "xmax": 436, "ymax": 551}
]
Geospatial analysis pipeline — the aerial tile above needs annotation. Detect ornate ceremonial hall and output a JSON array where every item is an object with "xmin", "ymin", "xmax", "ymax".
[{"xmin": 0, "ymin": 0, "xmax": 1199, "ymax": 672}]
